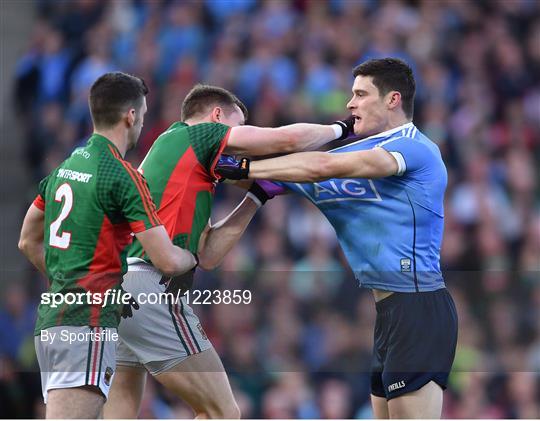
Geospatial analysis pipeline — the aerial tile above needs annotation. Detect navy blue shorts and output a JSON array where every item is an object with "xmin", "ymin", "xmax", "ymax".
[{"xmin": 370, "ymin": 288, "xmax": 458, "ymax": 400}]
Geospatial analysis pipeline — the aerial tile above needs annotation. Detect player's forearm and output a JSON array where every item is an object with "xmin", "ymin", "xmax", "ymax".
[
  {"xmin": 136, "ymin": 226, "xmax": 197, "ymax": 276},
  {"xmin": 275, "ymin": 123, "xmax": 339, "ymax": 152},
  {"xmin": 19, "ymin": 241, "xmax": 46, "ymax": 274},
  {"xmin": 161, "ymin": 246, "xmax": 198, "ymax": 277},
  {"xmin": 249, "ymin": 152, "xmax": 334, "ymax": 182},
  {"xmin": 248, "ymin": 149, "xmax": 399, "ymax": 182},
  {"xmin": 198, "ymin": 197, "xmax": 258, "ymax": 270},
  {"xmin": 227, "ymin": 124, "xmax": 339, "ymax": 156}
]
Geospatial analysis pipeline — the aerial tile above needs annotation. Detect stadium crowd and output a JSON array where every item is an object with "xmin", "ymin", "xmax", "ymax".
[{"xmin": 2, "ymin": 0, "xmax": 539, "ymax": 418}]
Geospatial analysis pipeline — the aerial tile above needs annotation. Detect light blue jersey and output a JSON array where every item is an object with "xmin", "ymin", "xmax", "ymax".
[{"xmin": 280, "ymin": 122, "xmax": 447, "ymax": 292}]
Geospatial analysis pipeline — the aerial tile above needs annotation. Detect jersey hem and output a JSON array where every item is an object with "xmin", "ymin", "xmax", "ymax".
[{"xmin": 359, "ymin": 281, "xmax": 445, "ymax": 293}]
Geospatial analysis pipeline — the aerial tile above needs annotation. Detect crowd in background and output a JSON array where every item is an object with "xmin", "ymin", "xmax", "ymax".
[{"xmin": 2, "ymin": 0, "xmax": 539, "ymax": 418}]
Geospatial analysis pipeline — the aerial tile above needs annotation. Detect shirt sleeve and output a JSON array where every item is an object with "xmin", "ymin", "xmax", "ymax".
[
  {"xmin": 187, "ymin": 123, "xmax": 231, "ymax": 178},
  {"xmin": 33, "ymin": 175, "xmax": 50, "ymax": 210},
  {"xmin": 113, "ymin": 163, "xmax": 162, "ymax": 233},
  {"xmin": 33, "ymin": 195, "xmax": 45, "ymax": 211},
  {"xmin": 377, "ymin": 137, "xmax": 431, "ymax": 176}
]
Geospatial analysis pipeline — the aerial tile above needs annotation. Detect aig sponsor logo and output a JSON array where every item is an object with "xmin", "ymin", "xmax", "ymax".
[{"xmin": 295, "ymin": 179, "xmax": 382, "ymax": 204}]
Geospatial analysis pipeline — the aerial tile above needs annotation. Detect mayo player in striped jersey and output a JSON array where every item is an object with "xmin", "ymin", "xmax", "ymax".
[
  {"xmin": 217, "ymin": 58, "xmax": 458, "ymax": 419},
  {"xmin": 18, "ymin": 73, "xmax": 197, "ymax": 419},
  {"xmin": 103, "ymin": 85, "xmax": 355, "ymax": 418}
]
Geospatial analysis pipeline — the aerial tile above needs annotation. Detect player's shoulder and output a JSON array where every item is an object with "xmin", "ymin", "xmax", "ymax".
[
  {"xmin": 97, "ymin": 144, "xmax": 141, "ymax": 186},
  {"xmin": 186, "ymin": 122, "xmax": 230, "ymax": 138},
  {"xmin": 159, "ymin": 121, "xmax": 189, "ymax": 137},
  {"xmin": 152, "ymin": 121, "xmax": 223, "ymax": 146},
  {"xmin": 412, "ymin": 129, "xmax": 444, "ymax": 159},
  {"xmin": 382, "ymin": 126, "xmax": 440, "ymax": 153}
]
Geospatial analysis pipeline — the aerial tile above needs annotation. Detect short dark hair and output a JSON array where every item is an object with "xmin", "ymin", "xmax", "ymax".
[
  {"xmin": 89, "ymin": 72, "xmax": 149, "ymax": 129},
  {"xmin": 181, "ymin": 84, "xmax": 248, "ymax": 122},
  {"xmin": 352, "ymin": 58, "xmax": 415, "ymax": 118}
]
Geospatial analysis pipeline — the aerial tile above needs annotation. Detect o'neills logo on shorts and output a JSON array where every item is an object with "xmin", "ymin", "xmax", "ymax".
[
  {"xmin": 388, "ymin": 381, "xmax": 405, "ymax": 392},
  {"xmin": 196, "ymin": 323, "xmax": 207, "ymax": 340},
  {"xmin": 104, "ymin": 367, "xmax": 114, "ymax": 386}
]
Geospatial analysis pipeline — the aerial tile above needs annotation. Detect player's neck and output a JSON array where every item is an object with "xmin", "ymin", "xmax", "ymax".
[
  {"xmin": 183, "ymin": 116, "xmax": 213, "ymax": 126},
  {"xmin": 383, "ymin": 114, "xmax": 411, "ymax": 132},
  {"xmin": 93, "ymin": 127, "xmax": 129, "ymax": 157}
]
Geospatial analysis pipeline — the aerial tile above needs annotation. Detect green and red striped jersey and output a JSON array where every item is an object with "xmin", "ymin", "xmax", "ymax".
[
  {"xmin": 128, "ymin": 122, "xmax": 229, "ymax": 258},
  {"xmin": 33, "ymin": 134, "xmax": 161, "ymax": 334}
]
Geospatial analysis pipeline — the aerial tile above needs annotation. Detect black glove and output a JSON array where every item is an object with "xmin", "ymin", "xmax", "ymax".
[
  {"xmin": 159, "ymin": 254, "xmax": 199, "ymax": 297},
  {"xmin": 247, "ymin": 180, "xmax": 279, "ymax": 206},
  {"xmin": 215, "ymin": 155, "xmax": 250, "ymax": 180},
  {"xmin": 121, "ymin": 296, "xmax": 140, "ymax": 319},
  {"xmin": 333, "ymin": 115, "xmax": 356, "ymax": 140}
]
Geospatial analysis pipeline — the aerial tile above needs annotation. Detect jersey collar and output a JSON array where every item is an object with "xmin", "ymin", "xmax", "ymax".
[
  {"xmin": 90, "ymin": 133, "xmax": 122, "ymax": 156},
  {"xmin": 367, "ymin": 122, "xmax": 414, "ymax": 141}
]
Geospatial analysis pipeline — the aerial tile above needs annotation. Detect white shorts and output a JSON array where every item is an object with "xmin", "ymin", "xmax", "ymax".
[
  {"xmin": 116, "ymin": 259, "xmax": 211, "ymax": 375},
  {"xmin": 34, "ymin": 325, "xmax": 118, "ymax": 403}
]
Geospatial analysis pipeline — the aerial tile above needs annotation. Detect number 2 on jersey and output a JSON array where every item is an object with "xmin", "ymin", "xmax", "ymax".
[{"xmin": 49, "ymin": 183, "xmax": 73, "ymax": 249}]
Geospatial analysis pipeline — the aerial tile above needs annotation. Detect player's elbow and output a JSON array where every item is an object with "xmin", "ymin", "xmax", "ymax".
[
  {"xmin": 153, "ymin": 254, "xmax": 180, "ymax": 277},
  {"xmin": 18, "ymin": 237, "xmax": 35, "ymax": 259},
  {"xmin": 154, "ymin": 261, "xmax": 177, "ymax": 278},
  {"xmin": 197, "ymin": 254, "xmax": 219, "ymax": 271},
  {"xmin": 18, "ymin": 238, "xmax": 28, "ymax": 254}
]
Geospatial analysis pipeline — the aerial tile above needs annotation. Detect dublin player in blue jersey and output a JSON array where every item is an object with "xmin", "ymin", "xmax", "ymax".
[{"xmin": 217, "ymin": 58, "xmax": 458, "ymax": 419}]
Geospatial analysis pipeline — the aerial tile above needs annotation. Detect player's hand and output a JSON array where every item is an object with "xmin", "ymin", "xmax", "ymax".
[
  {"xmin": 121, "ymin": 296, "xmax": 140, "ymax": 319},
  {"xmin": 159, "ymin": 254, "xmax": 199, "ymax": 296},
  {"xmin": 333, "ymin": 116, "xmax": 356, "ymax": 140},
  {"xmin": 246, "ymin": 180, "xmax": 285, "ymax": 206},
  {"xmin": 216, "ymin": 155, "xmax": 250, "ymax": 180}
]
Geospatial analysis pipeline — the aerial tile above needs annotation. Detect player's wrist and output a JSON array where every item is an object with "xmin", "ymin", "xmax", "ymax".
[
  {"xmin": 332, "ymin": 116, "xmax": 356, "ymax": 140},
  {"xmin": 246, "ymin": 192, "xmax": 263, "ymax": 208},
  {"xmin": 246, "ymin": 180, "xmax": 285, "ymax": 207},
  {"xmin": 331, "ymin": 123, "xmax": 345, "ymax": 139},
  {"xmin": 215, "ymin": 155, "xmax": 250, "ymax": 180},
  {"xmin": 246, "ymin": 181, "xmax": 270, "ymax": 207}
]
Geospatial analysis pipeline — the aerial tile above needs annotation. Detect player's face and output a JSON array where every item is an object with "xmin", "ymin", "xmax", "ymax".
[
  {"xmin": 220, "ymin": 104, "xmax": 245, "ymax": 127},
  {"xmin": 128, "ymin": 97, "xmax": 147, "ymax": 150},
  {"xmin": 347, "ymin": 76, "xmax": 392, "ymax": 138}
]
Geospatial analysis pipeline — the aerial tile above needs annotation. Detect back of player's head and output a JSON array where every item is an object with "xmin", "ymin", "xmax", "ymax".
[
  {"xmin": 181, "ymin": 84, "xmax": 248, "ymax": 122},
  {"xmin": 89, "ymin": 72, "xmax": 149, "ymax": 129},
  {"xmin": 353, "ymin": 58, "xmax": 415, "ymax": 119}
]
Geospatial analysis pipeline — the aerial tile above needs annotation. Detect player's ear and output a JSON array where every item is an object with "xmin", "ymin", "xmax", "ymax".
[
  {"xmin": 210, "ymin": 107, "xmax": 222, "ymax": 123},
  {"xmin": 386, "ymin": 91, "xmax": 401, "ymax": 111},
  {"xmin": 126, "ymin": 108, "xmax": 136, "ymax": 127}
]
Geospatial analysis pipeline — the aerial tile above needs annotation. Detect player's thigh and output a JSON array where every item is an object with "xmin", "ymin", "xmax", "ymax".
[
  {"xmin": 46, "ymin": 386, "xmax": 104, "ymax": 419},
  {"xmin": 154, "ymin": 347, "xmax": 239, "ymax": 419},
  {"xmin": 387, "ymin": 380, "xmax": 442, "ymax": 419},
  {"xmin": 371, "ymin": 394, "xmax": 389, "ymax": 419},
  {"xmin": 103, "ymin": 365, "xmax": 147, "ymax": 419}
]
